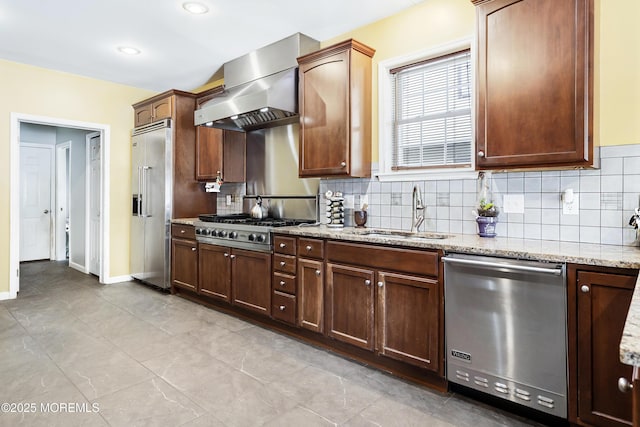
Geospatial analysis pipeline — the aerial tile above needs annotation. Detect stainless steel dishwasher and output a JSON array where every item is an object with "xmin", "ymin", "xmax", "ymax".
[{"xmin": 443, "ymin": 253, "xmax": 567, "ymax": 418}]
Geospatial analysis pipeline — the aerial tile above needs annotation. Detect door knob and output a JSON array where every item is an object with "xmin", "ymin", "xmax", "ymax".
[
  {"xmin": 618, "ymin": 377, "xmax": 633, "ymax": 393},
  {"xmin": 44, "ymin": 209, "xmax": 49, "ymax": 214}
]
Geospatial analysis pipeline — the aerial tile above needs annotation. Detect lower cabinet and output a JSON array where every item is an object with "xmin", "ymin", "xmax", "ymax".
[
  {"xmin": 198, "ymin": 243, "xmax": 271, "ymax": 316},
  {"xmin": 569, "ymin": 265, "xmax": 638, "ymax": 427},
  {"xmin": 326, "ymin": 263, "xmax": 375, "ymax": 350},
  {"xmin": 171, "ymin": 238, "xmax": 198, "ymax": 292},
  {"xmin": 298, "ymin": 258, "xmax": 324, "ymax": 333}
]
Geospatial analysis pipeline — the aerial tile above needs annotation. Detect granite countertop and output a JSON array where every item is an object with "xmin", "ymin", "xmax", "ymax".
[
  {"xmin": 172, "ymin": 218, "xmax": 198, "ymax": 226},
  {"xmin": 276, "ymin": 225, "xmax": 640, "ymax": 269},
  {"xmin": 620, "ymin": 276, "xmax": 640, "ymax": 367}
]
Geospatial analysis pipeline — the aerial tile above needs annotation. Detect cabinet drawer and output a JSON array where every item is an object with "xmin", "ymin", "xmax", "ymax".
[
  {"xmin": 272, "ymin": 291, "xmax": 296, "ymax": 325},
  {"xmin": 327, "ymin": 241, "xmax": 439, "ymax": 277},
  {"xmin": 273, "ymin": 272, "xmax": 296, "ymax": 295},
  {"xmin": 171, "ymin": 224, "xmax": 195, "ymax": 240},
  {"xmin": 274, "ymin": 254, "xmax": 296, "ymax": 275},
  {"xmin": 274, "ymin": 235, "xmax": 296, "ymax": 255},
  {"xmin": 298, "ymin": 238, "xmax": 324, "ymax": 260}
]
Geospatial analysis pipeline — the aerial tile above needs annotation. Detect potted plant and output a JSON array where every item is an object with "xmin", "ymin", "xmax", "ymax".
[{"xmin": 475, "ymin": 172, "xmax": 499, "ymax": 237}]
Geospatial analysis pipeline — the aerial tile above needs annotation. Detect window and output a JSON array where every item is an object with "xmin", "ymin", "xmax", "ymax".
[{"xmin": 378, "ymin": 40, "xmax": 475, "ymax": 181}]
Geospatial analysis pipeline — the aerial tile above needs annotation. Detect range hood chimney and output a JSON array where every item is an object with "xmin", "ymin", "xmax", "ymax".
[{"xmin": 195, "ymin": 33, "xmax": 320, "ymax": 132}]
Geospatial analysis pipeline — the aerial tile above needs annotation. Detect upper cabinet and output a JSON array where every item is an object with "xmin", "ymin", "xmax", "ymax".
[
  {"xmin": 472, "ymin": 0, "xmax": 595, "ymax": 170},
  {"xmin": 195, "ymin": 88, "xmax": 246, "ymax": 182},
  {"xmin": 297, "ymin": 39, "xmax": 375, "ymax": 178},
  {"xmin": 133, "ymin": 95, "xmax": 173, "ymax": 127}
]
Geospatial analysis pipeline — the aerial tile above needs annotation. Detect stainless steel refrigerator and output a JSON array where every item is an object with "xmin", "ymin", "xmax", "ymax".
[{"xmin": 130, "ymin": 119, "xmax": 173, "ymax": 289}]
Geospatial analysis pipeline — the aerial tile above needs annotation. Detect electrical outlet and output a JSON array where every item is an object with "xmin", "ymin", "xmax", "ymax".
[
  {"xmin": 225, "ymin": 194, "xmax": 232, "ymax": 206},
  {"xmin": 344, "ymin": 195, "xmax": 355, "ymax": 209}
]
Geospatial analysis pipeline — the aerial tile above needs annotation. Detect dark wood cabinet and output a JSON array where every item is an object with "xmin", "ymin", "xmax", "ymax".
[
  {"xmin": 272, "ymin": 235, "xmax": 298, "ymax": 325},
  {"xmin": 132, "ymin": 89, "xmax": 215, "ymax": 218},
  {"xmin": 195, "ymin": 127, "xmax": 246, "ymax": 182},
  {"xmin": 568, "ymin": 265, "xmax": 638, "ymax": 427},
  {"xmin": 298, "ymin": 257, "xmax": 324, "ymax": 333},
  {"xmin": 232, "ymin": 249, "xmax": 272, "ymax": 316},
  {"xmin": 198, "ymin": 243, "xmax": 231, "ymax": 302},
  {"xmin": 326, "ymin": 263, "xmax": 376, "ymax": 350},
  {"xmin": 297, "ymin": 39, "xmax": 375, "ymax": 178},
  {"xmin": 170, "ymin": 225, "xmax": 198, "ymax": 292},
  {"xmin": 472, "ymin": 0, "xmax": 595, "ymax": 170},
  {"xmin": 377, "ymin": 271, "xmax": 440, "ymax": 372}
]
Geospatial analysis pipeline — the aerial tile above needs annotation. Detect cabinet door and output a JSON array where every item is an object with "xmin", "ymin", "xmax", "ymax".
[
  {"xmin": 577, "ymin": 271, "xmax": 635, "ymax": 427},
  {"xmin": 326, "ymin": 263, "xmax": 375, "ymax": 350},
  {"xmin": 377, "ymin": 272, "xmax": 439, "ymax": 372},
  {"xmin": 299, "ymin": 49, "xmax": 350, "ymax": 177},
  {"xmin": 134, "ymin": 105, "xmax": 153, "ymax": 127},
  {"xmin": 198, "ymin": 244, "xmax": 231, "ymax": 302},
  {"xmin": 195, "ymin": 127, "xmax": 223, "ymax": 181},
  {"xmin": 474, "ymin": 0, "xmax": 593, "ymax": 169},
  {"xmin": 298, "ymin": 258, "xmax": 324, "ymax": 333},
  {"xmin": 222, "ymin": 130, "xmax": 246, "ymax": 182},
  {"xmin": 232, "ymin": 249, "xmax": 272, "ymax": 316},
  {"xmin": 171, "ymin": 239, "xmax": 198, "ymax": 292},
  {"xmin": 151, "ymin": 97, "xmax": 173, "ymax": 122}
]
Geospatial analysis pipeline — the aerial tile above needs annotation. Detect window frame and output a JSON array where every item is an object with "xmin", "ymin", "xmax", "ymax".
[{"xmin": 377, "ymin": 37, "xmax": 477, "ymax": 182}]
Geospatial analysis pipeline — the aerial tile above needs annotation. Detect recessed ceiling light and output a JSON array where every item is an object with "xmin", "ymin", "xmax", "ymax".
[
  {"xmin": 183, "ymin": 2, "xmax": 209, "ymax": 14},
  {"xmin": 117, "ymin": 46, "xmax": 141, "ymax": 55}
]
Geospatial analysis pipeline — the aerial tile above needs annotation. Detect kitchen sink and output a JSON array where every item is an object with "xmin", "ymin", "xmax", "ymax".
[{"xmin": 345, "ymin": 229, "xmax": 451, "ymax": 240}]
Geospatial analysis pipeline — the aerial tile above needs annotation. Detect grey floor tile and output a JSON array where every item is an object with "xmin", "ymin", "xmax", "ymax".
[
  {"xmin": 343, "ymin": 396, "xmax": 452, "ymax": 427},
  {"xmin": 94, "ymin": 378, "xmax": 205, "ymax": 427},
  {"xmin": 264, "ymin": 406, "xmax": 336, "ymax": 427},
  {"xmin": 179, "ymin": 412, "xmax": 228, "ymax": 426},
  {"xmin": 0, "ymin": 357, "xmax": 74, "ymax": 402}
]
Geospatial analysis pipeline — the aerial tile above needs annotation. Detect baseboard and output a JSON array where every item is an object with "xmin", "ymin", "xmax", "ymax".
[
  {"xmin": 0, "ymin": 291, "xmax": 17, "ymax": 301},
  {"xmin": 69, "ymin": 261, "xmax": 86, "ymax": 273},
  {"xmin": 103, "ymin": 275, "xmax": 132, "ymax": 284}
]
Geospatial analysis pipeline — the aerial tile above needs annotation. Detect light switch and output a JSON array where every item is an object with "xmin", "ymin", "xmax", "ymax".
[
  {"xmin": 503, "ymin": 194, "xmax": 524, "ymax": 214},
  {"xmin": 344, "ymin": 195, "xmax": 355, "ymax": 209},
  {"xmin": 225, "ymin": 194, "xmax": 232, "ymax": 206}
]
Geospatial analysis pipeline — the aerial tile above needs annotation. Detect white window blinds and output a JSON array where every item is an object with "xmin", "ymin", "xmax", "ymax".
[{"xmin": 391, "ymin": 49, "xmax": 472, "ymax": 170}]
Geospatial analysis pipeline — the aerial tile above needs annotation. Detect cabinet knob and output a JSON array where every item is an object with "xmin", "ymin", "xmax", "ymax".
[
  {"xmin": 364, "ymin": 279, "xmax": 371, "ymax": 286},
  {"xmin": 180, "ymin": 229, "xmax": 185, "ymax": 234},
  {"xmin": 279, "ymin": 280, "xmax": 286, "ymax": 286},
  {"xmin": 224, "ymin": 253, "xmax": 229, "ymax": 257},
  {"xmin": 191, "ymin": 247, "xmax": 196, "ymax": 252},
  {"xmin": 279, "ymin": 243, "xmax": 286, "ymax": 248},
  {"xmin": 478, "ymin": 150, "xmax": 485, "ymax": 158},
  {"xmin": 306, "ymin": 245, "xmax": 312, "ymax": 252},
  {"xmin": 581, "ymin": 285, "xmax": 590, "ymax": 293},
  {"xmin": 378, "ymin": 281, "xmax": 383, "ymax": 288},
  {"xmin": 280, "ymin": 261, "xmax": 286, "ymax": 267},
  {"xmin": 230, "ymin": 254, "xmax": 236, "ymax": 259},
  {"xmin": 618, "ymin": 377, "xmax": 633, "ymax": 393},
  {"xmin": 340, "ymin": 161, "xmax": 347, "ymax": 167},
  {"xmin": 315, "ymin": 270, "xmax": 321, "ymax": 276},
  {"xmin": 279, "ymin": 305, "xmax": 286, "ymax": 311}
]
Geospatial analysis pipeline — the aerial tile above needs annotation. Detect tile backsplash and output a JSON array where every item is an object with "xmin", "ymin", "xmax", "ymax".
[{"xmin": 319, "ymin": 144, "xmax": 640, "ymax": 246}]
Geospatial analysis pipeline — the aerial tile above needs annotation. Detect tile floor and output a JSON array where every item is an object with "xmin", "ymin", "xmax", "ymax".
[{"xmin": 0, "ymin": 261, "xmax": 546, "ymax": 426}]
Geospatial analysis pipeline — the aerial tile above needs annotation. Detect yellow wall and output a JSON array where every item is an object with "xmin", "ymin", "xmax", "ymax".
[
  {"xmin": 0, "ymin": 60, "xmax": 155, "ymax": 293},
  {"xmin": 323, "ymin": 0, "xmax": 640, "ymax": 161}
]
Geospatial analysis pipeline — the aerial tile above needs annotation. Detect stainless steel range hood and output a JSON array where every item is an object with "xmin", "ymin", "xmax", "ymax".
[{"xmin": 195, "ymin": 33, "xmax": 320, "ymax": 132}]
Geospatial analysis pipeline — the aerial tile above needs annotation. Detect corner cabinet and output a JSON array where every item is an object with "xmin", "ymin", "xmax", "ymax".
[
  {"xmin": 297, "ymin": 39, "xmax": 375, "ymax": 178},
  {"xmin": 568, "ymin": 264, "xmax": 638, "ymax": 427},
  {"xmin": 472, "ymin": 0, "xmax": 595, "ymax": 170}
]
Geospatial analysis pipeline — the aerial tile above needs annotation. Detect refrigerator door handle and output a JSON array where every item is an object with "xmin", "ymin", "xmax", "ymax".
[
  {"xmin": 137, "ymin": 166, "xmax": 143, "ymax": 217},
  {"xmin": 143, "ymin": 166, "xmax": 151, "ymax": 217}
]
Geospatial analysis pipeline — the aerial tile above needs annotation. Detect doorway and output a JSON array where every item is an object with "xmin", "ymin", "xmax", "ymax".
[{"xmin": 8, "ymin": 113, "xmax": 111, "ymax": 299}]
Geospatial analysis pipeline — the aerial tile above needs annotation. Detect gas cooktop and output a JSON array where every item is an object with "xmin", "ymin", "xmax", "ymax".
[{"xmin": 197, "ymin": 214, "xmax": 312, "ymax": 228}]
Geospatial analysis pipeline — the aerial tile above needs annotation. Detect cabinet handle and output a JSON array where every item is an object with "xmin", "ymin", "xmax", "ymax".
[
  {"xmin": 364, "ymin": 279, "xmax": 371, "ymax": 286},
  {"xmin": 180, "ymin": 229, "xmax": 185, "ymax": 234},
  {"xmin": 306, "ymin": 245, "xmax": 312, "ymax": 252},
  {"xmin": 618, "ymin": 377, "xmax": 633, "ymax": 393},
  {"xmin": 279, "ymin": 305, "xmax": 286, "ymax": 311},
  {"xmin": 279, "ymin": 243, "xmax": 286, "ymax": 248},
  {"xmin": 340, "ymin": 161, "xmax": 347, "ymax": 167},
  {"xmin": 230, "ymin": 254, "xmax": 236, "ymax": 259},
  {"xmin": 315, "ymin": 270, "xmax": 321, "ymax": 276},
  {"xmin": 279, "ymin": 280, "xmax": 286, "ymax": 286},
  {"xmin": 224, "ymin": 253, "xmax": 229, "ymax": 257},
  {"xmin": 280, "ymin": 261, "xmax": 286, "ymax": 267},
  {"xmin": 478, "ymin": 150, "xmax": 485, "ymax": 158},
  {"xmin": 377, "ymin": 281, "xmax": 383, "ymax": 288},
  {"xmin": 191, "ymin": 247, "xmax": 196, "ymax": 252},
  {"xmin": 581, "ymin": 285, "xmax": 590, "ymax": 293}
]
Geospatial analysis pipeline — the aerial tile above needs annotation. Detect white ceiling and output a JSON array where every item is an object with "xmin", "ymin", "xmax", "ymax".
[{"xmin": 0, "ymin": 0, "xmax": 424, "ymax": 92}]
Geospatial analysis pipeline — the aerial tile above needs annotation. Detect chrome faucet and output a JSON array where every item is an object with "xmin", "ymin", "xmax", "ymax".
[{"xmin": 411, "ymin": 185, "xmax": 425, "ymax": 232}]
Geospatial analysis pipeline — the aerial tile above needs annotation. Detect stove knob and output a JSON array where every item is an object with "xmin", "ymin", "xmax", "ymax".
[
  {"xmin": 255, "ymin": 234, "xmax": 266, "ymax": 243},
  {"xmin": 218, "ymin": 230, "xmax": 228, "ymax": 238},
  {"xmin": 248, "ymin": 233, "xmax": 256, "ymax": 241},
  {"xmin": 195, "ymin": 228, "xmax": 203, "ymax": 235},
  {"xmin": 229, "ymin": 231, "xmax": 238, "ymax": 239},
  {"xmin": 203, "ymin": 229, "xmax": 211, "ymax": 236}
]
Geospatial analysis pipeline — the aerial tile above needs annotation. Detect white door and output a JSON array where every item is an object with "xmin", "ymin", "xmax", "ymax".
[
  {"xmin": 88, "ymin": 134, "xmax": 101, "ymax": 276},
  {"xmin": 20, "ymin": 145, "xmax": 53, "ymax": 261},
  {"xmin": 55, "ymin": 143, "xmax": 70, "ymax": 261}
]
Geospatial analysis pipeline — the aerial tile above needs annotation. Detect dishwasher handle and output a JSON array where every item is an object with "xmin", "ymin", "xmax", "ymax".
[{"xmin": 443, "ymin": 256, "xmax": 563, "ymax": 276}]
